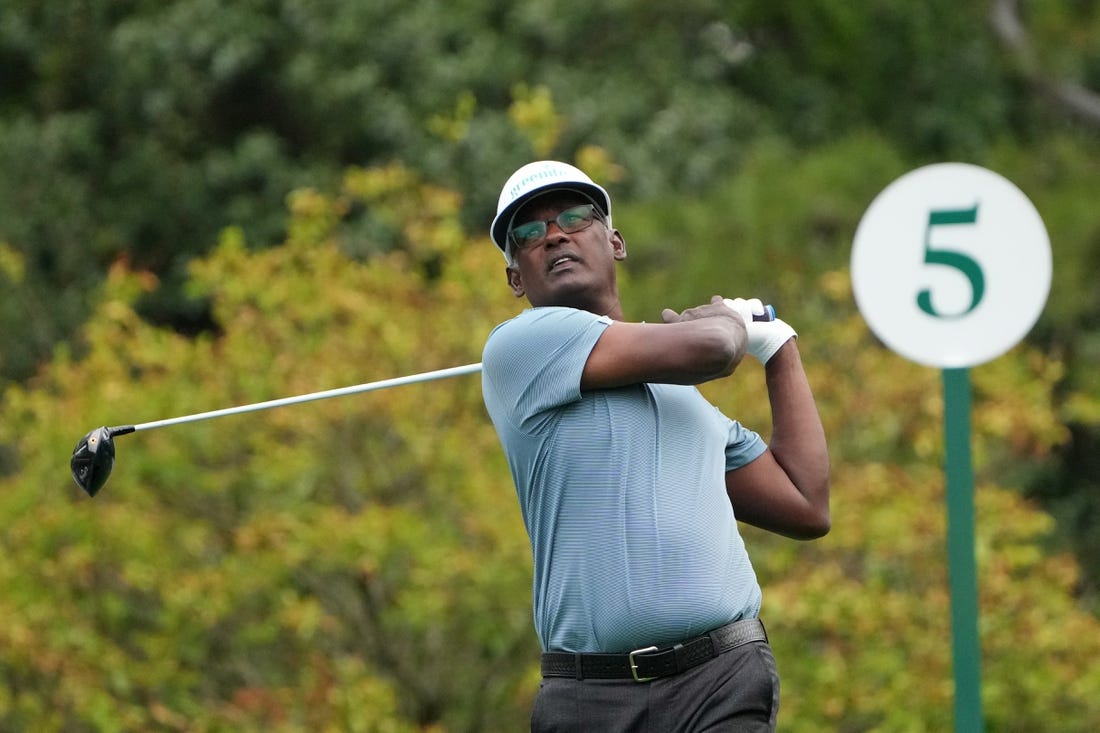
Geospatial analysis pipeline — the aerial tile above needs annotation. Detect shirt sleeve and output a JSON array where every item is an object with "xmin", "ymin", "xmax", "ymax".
[
  {"xmin": 482, "ymin": 307, "xmax": 612, "ymax": 434},
  {"xmin": 723, "ymin": 416, "xmax": 767, "ymax": 471}
]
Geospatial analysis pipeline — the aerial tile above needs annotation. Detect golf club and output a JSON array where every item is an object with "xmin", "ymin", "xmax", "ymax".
[
  {"xmin": 70, "ymin": 362, "xmax": 484, "ymax": 497},
  {"xmin": 70, "ymin": 304, "xmax": 778, "ymax": 497}
]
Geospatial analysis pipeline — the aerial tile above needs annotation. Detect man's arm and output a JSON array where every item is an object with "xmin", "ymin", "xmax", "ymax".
[
  {"xmin": 725, "ymin": 340, "xmax": 830, "ymax": 539},
  {"xmin": 580, "ymin": 296, "xmax": 748, "ymax": 389}
]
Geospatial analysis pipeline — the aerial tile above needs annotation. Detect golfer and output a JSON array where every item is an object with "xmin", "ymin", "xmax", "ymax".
[{"xmin": 481, "ymin": 160, "xmax": 830, "ymax": 731}]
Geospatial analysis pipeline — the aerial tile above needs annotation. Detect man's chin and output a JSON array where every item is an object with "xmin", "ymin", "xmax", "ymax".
[{"xmin": 528, "ymin": 282, "xmax": 602, "ymax": 311}]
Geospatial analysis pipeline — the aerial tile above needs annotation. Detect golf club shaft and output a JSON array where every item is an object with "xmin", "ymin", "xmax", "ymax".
[
  {"xmin": 121, "ymin": 362, "xmax": 484, "ymax": 434},
  {"xmin": 103, "ymin": 305, "xmax": 778, "ymax": 435}
]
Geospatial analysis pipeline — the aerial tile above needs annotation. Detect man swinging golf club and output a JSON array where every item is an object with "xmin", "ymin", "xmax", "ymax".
[{"xmin": 480, "ymin": 161, "xmax": 830, "ymax": 731}]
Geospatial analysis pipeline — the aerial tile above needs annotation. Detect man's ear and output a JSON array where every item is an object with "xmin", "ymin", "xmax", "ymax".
[
  {"xmin": 506, "ymin": 265, "xmax": 525, "ymax": 298},
  {"xmin": 611, "ymin": 229, "xmax": 627, "ymax": 261}
]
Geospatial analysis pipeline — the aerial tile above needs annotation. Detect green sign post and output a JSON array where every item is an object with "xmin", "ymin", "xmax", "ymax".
[
  {"xmin": 851, "ymin": 163, "xmax": 1051, "ymax": 731},
  {"xmin": 943, "ymin": 367, "xmax": 981, "ymax": 730}
]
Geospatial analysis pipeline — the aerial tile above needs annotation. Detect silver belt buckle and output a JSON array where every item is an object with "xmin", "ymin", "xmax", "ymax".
[{"xmin": 629, "ymin": 645, "xmax": 659, "ymax": 682}]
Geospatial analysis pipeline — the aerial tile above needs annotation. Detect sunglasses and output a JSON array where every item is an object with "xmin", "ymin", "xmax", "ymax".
[{"xmin": 508, "ymin": 204, "xmax": 603, "ymax": 251}]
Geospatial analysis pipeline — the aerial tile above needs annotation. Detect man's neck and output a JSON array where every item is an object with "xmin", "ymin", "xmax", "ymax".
[{"xmin": 536, "ymin": 296, "xmax": 624, "ymax": 321}]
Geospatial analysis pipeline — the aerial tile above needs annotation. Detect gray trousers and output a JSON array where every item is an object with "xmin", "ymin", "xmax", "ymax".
[{"xmin": 531, "ymin": 640, "xmax": 780, "ymax": 732}]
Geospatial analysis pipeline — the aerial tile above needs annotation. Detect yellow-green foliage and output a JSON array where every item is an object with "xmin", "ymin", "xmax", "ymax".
[
  {"xmin": 706, "ymin": 275, "xmax": 1097, "ymax": 731},
  {"xmin": 2, "ymin": 163, "xmax": 1098, "ymax": 731}
]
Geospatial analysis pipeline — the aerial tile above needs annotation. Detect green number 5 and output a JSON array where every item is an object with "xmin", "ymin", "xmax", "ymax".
[{"xmin": 917, "ymin": 205, "xmax": 985, "ymax": 319}]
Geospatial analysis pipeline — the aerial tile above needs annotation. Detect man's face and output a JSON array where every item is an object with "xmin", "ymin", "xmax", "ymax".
[{"xmin": 504, "ymin": 192, "xmax": 626, "ymax": 312}]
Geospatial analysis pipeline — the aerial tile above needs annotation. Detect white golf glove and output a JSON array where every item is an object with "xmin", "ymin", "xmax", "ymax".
[{"xmin": 723, "ymin": 297, "xmax": 797, "ymax": 364}]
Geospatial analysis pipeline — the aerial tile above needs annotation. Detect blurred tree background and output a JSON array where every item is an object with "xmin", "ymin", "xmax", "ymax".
[{"xmin": 2, "ymin": 0, "xmax": 1099, "ymax": 729}]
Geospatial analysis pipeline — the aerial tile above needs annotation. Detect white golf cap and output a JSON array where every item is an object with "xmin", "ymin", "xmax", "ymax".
[{"xmin": 489, "ymin": 160, "xmax": 612, "ymax": 254}]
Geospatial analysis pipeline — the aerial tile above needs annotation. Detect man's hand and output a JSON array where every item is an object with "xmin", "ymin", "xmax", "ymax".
[
  {"xmin": 662, "ymin": 295, "xmax": 743, "ymax": 325},
  {"xmin": 723, "ymin": 297, "xmax": 797, "ymax": 364}
]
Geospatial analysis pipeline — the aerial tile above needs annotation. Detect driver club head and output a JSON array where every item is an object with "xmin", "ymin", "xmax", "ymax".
[{"xmin": 70, "ymin": 426, "xmax": 117, "ymax": 497}]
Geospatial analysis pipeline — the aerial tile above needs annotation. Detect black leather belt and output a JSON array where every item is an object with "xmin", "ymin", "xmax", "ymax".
[{"xmin": 540, "ymin": 617, "xmax": 768, "ymax": 682}]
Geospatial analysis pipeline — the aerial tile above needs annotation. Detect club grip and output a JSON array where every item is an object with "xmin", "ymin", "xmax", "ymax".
[
  {"xmin": 754, "ymin": 304, "xmax": 777, "ymax": 322},
  {"xmin": 722, "ymin": 298, "xmax": 778, "ymax": 323}
]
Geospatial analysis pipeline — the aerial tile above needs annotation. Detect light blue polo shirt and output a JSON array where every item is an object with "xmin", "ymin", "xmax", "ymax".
[{"xmin": 481, "ymin": 307, "xmax": 767, "ymax": 653}]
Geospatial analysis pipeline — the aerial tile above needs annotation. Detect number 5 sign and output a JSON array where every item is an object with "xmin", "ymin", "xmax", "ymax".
[
  {"xmin": 851, "ymin": 163, "xmax": 1051, "ymax": 733},
  {"xmin": 852, "ymin": 163, "xmax": 1051, "ymax": 368}
]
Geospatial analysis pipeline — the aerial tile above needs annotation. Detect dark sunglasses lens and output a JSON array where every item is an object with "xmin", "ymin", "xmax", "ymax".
[
  {"xmin": 558, "ymin": 205, "xmax": 596, "ymax": 232},
  {"xmin": 510, "ymin": 221, "xmax": 546, "ymax": 249}
]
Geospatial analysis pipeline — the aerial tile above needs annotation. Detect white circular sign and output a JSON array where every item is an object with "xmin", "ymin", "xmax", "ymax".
[{"xmin": 851, "ymin": 163, "xmax": 1051, "ymax": 368}]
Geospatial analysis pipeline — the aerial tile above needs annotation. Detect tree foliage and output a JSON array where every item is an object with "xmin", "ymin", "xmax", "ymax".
[
  {"xmin": 3, "ymin": 0, "xmax": 1099, "ymax": 377},
  {"xmin": 3, "ymin": 160, "xmax": 1100, "ymax": 730},
  {"xmin": 1, "ymin": 168, "xmax": 534, "ymax": 730},
  {"xmin": 3, "ymin": 0, "xmax": 1100, "ymax": 729}
]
